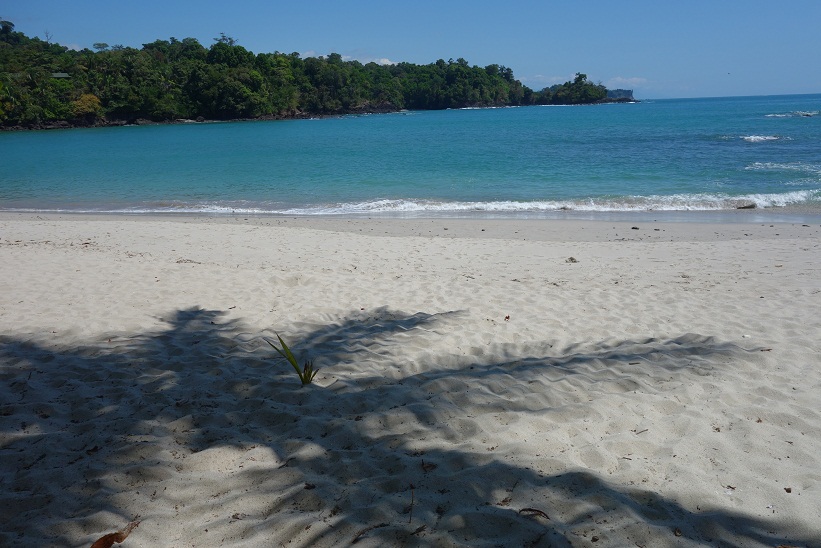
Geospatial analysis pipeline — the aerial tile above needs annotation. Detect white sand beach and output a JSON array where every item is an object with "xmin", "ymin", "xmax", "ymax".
[{"xmin": 1, "ymin": 212, "xmax": 820, "ymax": 547}]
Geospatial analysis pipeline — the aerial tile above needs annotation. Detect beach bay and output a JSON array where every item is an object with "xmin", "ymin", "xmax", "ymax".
[{"xmin": 3, "ymin": 1, "xmax": 821, "ymax": 545}]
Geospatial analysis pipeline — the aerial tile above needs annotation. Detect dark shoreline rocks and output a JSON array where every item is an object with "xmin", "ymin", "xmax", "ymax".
[
  {"xmin": 0, "ymin": 99, "xmax": 637, "ymax": 132},
  {"xmin": 0, "ymin": 109, "xmax": 389, "ymax": 131}
]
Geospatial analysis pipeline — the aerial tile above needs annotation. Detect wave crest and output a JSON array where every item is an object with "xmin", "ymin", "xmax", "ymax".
[
  {"xmin": 741, "ymin": 135, "xmax": 781, "ymax": 143},
  {"xmin": 6, "ymin": 189, "xmax": 818, "ymax": 216},
  {"xmin": 765, "ymin": 110, "xmax": 819, "ymax": 118},
  {"xmin": 271, "ymin": 190, "xmax": 821, "ymax": 215},
  {"xmin": 745, "ymin": 162, "xmax": 821, "ymax": 176}
]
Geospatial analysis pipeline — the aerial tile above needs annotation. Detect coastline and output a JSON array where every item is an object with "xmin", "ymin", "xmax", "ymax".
[
  {"xmin": 0, "ymin": 99, "xmax": 636, "ymax": 133},
  {"xmin": 3, "ymin": 208, "xmax": 821, "ymax": 237},
  {"xmin": 1, "ymin": 213, "xmax": 820, "ymax": 546}
]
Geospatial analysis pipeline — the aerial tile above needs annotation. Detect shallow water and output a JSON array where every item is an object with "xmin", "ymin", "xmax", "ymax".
[{"xmin": 1, "ymin": 94, "xmax": 820, "ymax": 218}]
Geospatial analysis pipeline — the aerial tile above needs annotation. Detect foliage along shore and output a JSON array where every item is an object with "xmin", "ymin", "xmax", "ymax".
[{"xmin": 0, "ymin": 20, "xmax": 634, "ymax": 131}]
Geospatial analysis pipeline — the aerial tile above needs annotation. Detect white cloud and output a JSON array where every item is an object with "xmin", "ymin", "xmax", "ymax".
[
  {"xmin": 367, "ymin": 57, "xmax": 397, "ymax": 66},
  {"xmin": 342, "ymin": 55, "xmax": 396, "ymax": 65},
  {"xmin": 301, "ymin": 51, "xmax": 396, "ymax": 65}
]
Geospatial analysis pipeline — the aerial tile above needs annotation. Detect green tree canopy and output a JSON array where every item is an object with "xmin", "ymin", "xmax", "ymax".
[{"xmin": 0, "ymin": 21, "xmax": 618, "ymax": 128}]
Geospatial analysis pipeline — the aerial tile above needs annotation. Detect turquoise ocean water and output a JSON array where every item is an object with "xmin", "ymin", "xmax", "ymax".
[{"xmin": 1, "ymin": 94, "xmax": 820, "ymax": 219}]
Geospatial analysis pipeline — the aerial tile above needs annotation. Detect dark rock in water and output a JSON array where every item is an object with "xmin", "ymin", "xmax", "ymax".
[
  {"xmin": 607, "ymin": 89, "xmax": 634, "ymax": 100},
  {"xmin": 42, "ymin": 120, "xmax": 72, "ymax": 130},
  {"xmin": 737, "ymin": 203, "xmax": 757, "ymax": 209}
]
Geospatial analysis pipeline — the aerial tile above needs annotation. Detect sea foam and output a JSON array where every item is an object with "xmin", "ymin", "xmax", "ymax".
[
  {"xmin": 266, "ymin": 190, "xmax": 821, "ymax": 215},
  {"xmin": 741, "ymin": 135, "xmax": 781, "ymax": 143},
  {"xmin": 6, "ymin": 189, "xmax": 819, "ymax": 216},
  {"xmin": 745, "ymin": 162, "xmax": 821, "ymax": 176},
  {"xmin": 765, "ymin": 110, "xmax": 819, "ymax": 118}
]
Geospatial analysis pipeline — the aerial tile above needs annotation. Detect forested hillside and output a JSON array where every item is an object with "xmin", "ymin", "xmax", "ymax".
[{"xmin": 0, "ymin": 20, "xmax": 616, "ymax": 129}]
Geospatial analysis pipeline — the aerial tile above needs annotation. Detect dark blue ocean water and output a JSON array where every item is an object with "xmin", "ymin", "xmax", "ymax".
[{"xmin": 1, "ymin": 94, "xmax": 819, "ymax": 217}]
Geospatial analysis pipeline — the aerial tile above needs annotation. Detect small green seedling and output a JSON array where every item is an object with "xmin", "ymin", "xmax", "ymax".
[{"xmin": 267, "ymin": 334, "xmax": 318, "ymax": 385}]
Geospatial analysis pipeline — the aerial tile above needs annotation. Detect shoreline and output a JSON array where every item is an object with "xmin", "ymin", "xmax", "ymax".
[
  {"xmin": 0, "ymin": 99, "xmax": 637, "ymax": 133},
  {"xmin": 2, "ymin": 213, "xmax": 819, "ymax": 546},
  {"xmin": 2, "ymin": 209, "xmax": 820, "ymax": 240}
]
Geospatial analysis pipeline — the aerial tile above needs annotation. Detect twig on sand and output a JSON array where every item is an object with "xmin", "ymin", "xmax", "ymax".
[
  {"xmin": 408, "ymin": 483, "xmax": 415, "ymax": 524},
  {"xmin": 519, "ymin": 507, "xmax": 550, "ymax": 520},
  {"xmin": 351, "ymin": 522, "xmax": 389, "ymax": 544}
]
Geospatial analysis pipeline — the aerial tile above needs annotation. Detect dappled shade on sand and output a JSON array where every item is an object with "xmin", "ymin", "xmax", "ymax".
[{"xmin": 2, "ymin": 307, "xmax": 817, "ymax": 546}]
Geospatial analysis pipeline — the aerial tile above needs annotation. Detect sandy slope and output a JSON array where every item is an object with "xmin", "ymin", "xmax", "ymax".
[{"xmin": 1, "ymin": 213, "xmax": 819, "ymax": 547}]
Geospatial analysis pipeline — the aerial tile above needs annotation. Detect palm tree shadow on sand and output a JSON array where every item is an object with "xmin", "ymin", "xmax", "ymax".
[{"xmin": 0, "ymin": 306, "xmax": 816, "ymax": 546}]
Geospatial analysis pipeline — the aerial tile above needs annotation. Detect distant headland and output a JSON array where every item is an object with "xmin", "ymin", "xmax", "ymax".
[{"xmin": 0, "ymin": 21, "xmax": 635, "ymax": 130}]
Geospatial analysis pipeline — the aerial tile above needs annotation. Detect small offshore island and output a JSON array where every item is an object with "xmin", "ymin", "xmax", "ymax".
[{"xmin": 0, "ymin": 21, "xmax": 634, "ymax": 130}]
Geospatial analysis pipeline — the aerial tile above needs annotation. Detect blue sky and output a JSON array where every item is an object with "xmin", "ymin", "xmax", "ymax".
[{"xmin": 5, "ymin": 0, "xmax": 820, "ymax": 99}]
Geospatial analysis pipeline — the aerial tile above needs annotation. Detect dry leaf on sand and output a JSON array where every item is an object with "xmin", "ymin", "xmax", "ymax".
[{"xmin": 90, "ymin": 520, "xmax": 140, "ymax": 548}]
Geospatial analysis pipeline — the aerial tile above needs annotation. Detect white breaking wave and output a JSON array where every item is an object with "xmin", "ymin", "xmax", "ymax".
[
  {"xmin": 269, "ymin": 190, "xmax": 821, "ymax": 215},
  {"xmin": 741, "ymin": 135, "xmax": 781, "ymax": 143},
  {"xmin": 5, "ymin": 192, "xmax": 819, "ymax": 216},
  {"xmin": 745, "ymin": 162, "xmax": 821, "ymax": 176},
  {"xmin": 765, "ymin": 110, "xmax": 819, "ymax": 118}
]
